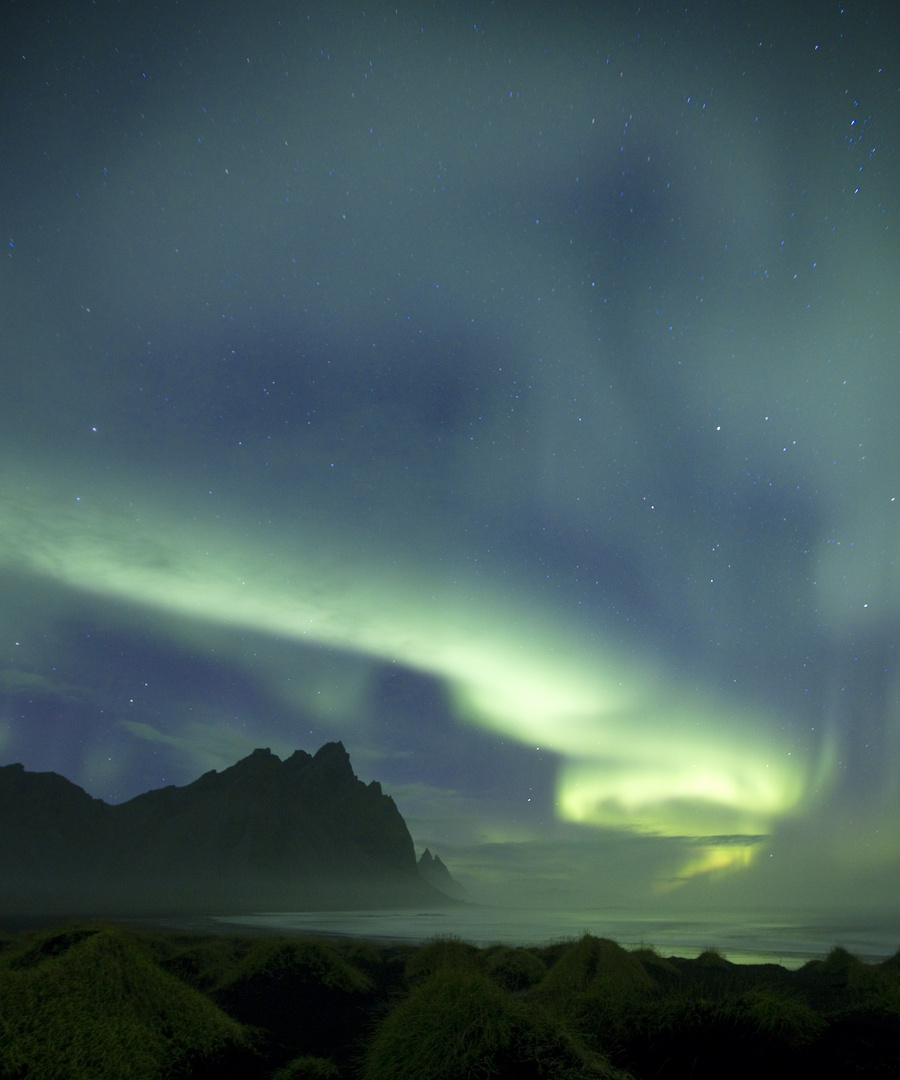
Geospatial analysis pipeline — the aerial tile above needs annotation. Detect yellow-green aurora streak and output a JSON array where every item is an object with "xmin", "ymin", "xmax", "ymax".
[{"xmin": 0, "ymin": 468, "xmax": 835, "ymax": 880}]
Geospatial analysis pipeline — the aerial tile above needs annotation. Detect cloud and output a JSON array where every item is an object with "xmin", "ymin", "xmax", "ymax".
[
  {"xmin": 118, "ymin": 719, "xmax": 295, "ymax": 781},
  {"xmin": 0, "ymin": 669, "xmax": 91, "ymax": 704}
]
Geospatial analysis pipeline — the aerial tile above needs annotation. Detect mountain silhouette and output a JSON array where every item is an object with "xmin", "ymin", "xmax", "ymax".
[
  {"xmin": 0, "ymin": 742, "xmax": 459, "ymax": 916},
  {"xmin": 418, "ymin": 848, "xmax": 467, "ymax": 900}
]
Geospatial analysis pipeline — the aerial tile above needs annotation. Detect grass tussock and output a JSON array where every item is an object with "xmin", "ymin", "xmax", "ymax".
[
  {"xmin": 795, "ymin": 945, "xmax": 895, "ymax": 1009},
  {"xmin": 402, "ymin": 933, "xmax": 482, "ymax": 980},
  {"xmin": 271, "ymin": 1053, "xmax": 342, "ymax": 1079},
  {"xmin": 482, "ymin": 943, "xmax": 548, "ymax": 991},
  {"xmin": 537, "ymin": 934, "xmax": 657, "ymax": 1003},
  {"xmin": 212, "ymin": 935, "xmax": 376, "ymax": 1069},
  {"xmin": 153, "ymin": 931, "xmax": 251, "ymax": 993},
  {"xmin": 627, "ymin": 945, "xmax": 681, "ymax": 984},
  {"xmin": 1, "ymin": 921, "xmax": 898, "ymax": 1079},
  {"xmin": 361, "ymin": 965, "xmax": 627, "ymax": 1080},
  {"xmin": 736, "ymin": 987, "xmax": 826, "ymax": 1047},
  {"xmin": 0, "ymin": 924, "xmax": 252, "ymax": 1080},
  {"xmin": 222, "ymin": 936, "xmax": 375, "ymax": 994},
  {"xmin": 403, "ymin": 935, "xmax": 548, "ymax": 993}
]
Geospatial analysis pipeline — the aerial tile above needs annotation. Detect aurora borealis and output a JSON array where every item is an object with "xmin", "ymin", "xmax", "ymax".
[{"xmin": 1, "ymin": 1, "xmax": 899, "ymax": 917}]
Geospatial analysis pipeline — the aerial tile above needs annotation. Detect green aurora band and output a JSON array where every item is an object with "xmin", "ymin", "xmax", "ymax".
[{"xmin": 0, "ymin": 466, "xmax": 836, "ymax": 881}]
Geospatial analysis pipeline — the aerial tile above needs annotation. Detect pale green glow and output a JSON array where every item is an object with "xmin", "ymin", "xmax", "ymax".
[
  {"xmin": 655, "ymin": 841, "xmax": 759, "ymax": 890},
  {"xmin": 0, "ymin": 468, "xmax": 833, "ymax": 872},
  {"xmin": 119, "ymin": 717, "xmax": 296, "ymax": 780},
  {"xmin": 558, "ymin": 750, "xmax": 804, "ymax": 837}
]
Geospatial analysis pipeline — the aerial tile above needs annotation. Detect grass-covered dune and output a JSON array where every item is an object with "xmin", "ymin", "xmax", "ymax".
[{"xmin": 1, "ymin": 922, "xmax": 899, "ymax": 1079}]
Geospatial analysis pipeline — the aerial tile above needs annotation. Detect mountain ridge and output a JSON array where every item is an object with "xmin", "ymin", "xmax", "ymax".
[{"xmin": 0, "ymin": 742, "xmax": 460, "ymax": 917}]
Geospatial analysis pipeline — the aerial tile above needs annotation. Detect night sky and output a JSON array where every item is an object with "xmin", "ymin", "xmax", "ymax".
[{"xmin": 1, "ymin": 1, "xmax": 898, "ymax": 917}]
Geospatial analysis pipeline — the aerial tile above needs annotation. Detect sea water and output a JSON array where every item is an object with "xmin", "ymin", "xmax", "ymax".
[{"xmin": 210, "ymin": 906, "xmax": 900, "ymax": 970}]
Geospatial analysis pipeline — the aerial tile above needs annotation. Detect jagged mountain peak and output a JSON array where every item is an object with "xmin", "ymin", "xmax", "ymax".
[
  {"xmin": 0, "ymin": 744, "xmax": 459, "ymax": 916},
  {"xmin": 418, "ymin": 847, "xmax": 466, "ymax": 899}
]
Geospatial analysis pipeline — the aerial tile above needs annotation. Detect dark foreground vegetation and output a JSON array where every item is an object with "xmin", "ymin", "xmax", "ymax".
[{"xmin": 1, "ymin": 922, "xmax": 899, "ymax": 1079}]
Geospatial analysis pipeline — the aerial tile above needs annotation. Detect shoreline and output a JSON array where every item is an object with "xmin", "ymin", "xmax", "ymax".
[{"xmin": 2, "ymin": 908, "xmax": 896, "ymax": 971}]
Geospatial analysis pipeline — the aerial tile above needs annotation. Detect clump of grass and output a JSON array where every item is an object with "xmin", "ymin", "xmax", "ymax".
[
  {"xmin": 154, "ymin": 932, "xmax": 249, "ymax": 993},
  {"xmin": 627, "ymin": 943, "xmax": 660, "ymax": 963},
  {"xmin": 7, "ymin": 925, "xmax": 102, "ymax": 969},
  {"xmin": 623, "ymin": 990, "xmax": 720, "ymax": 1041},
  {"xmin": 875, "ymin": 949, "xmax": 900, "ymax": 1014},
  {"xmin": 215, "ymin": 935, "xmax": 376, "ymax": 1068},
  {"xmin": 627, "ymin": 945, "xmax": 681, "ymax": 990},
  {"xmin": 223, "ymin": 936, "xmax": 374, "ymax": 995},
  {"xmin": 482, "ymin": 943, "xmax": 547, "ymax": 991},
  {"xmin": 696, "ymin": 947, "xmax": 730, "ymax": 967},
  {"xmin": 403, "ymin": 933, "xmax": 482, "ymax": 981},
  {"xmin": 880, "ymin": 945, "xmax": 900, "ymax": 972},
  {"xmin": 361, "ymin": 966, "xmax": 627, "ymax": 1079},
  {"xmin": 528, "ymin": 936, "xmax": 656, "ymax": 1061},
  {"xmin": 537, "ymin": 934, "xmax": 656, "ymax": 1004},
  {"xmin": 272, "ymin": 1053, "xmax": 341, "ymax": 1079},
  {"xmin": 734, "ymin": 987, "xmax": 825, "ymax": 1047},
  {"xmin": 340, "ymin": 937, "xmax": 390, "ymax": 972},
  {"xmin": 0, "ymin": 924, "xmax": 252, "ymax": 1080},
  {"xmin": 796, "ymin": 945, "xmax": 892, "ymax": 1010}
]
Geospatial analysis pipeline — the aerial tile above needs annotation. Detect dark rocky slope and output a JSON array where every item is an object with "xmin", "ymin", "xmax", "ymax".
[{"xmin": 0, "ymin": 742, "xmax": 457, "ymax": 915}]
